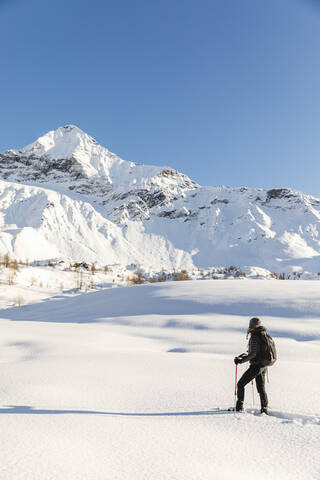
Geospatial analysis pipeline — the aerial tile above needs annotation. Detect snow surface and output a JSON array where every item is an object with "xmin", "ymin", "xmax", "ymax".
[{"xmin": 0, "ymin": 280, "xmax": 319, "ymax": 479}]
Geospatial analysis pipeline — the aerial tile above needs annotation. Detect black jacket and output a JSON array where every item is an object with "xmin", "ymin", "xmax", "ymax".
[{"xmin": 238, "ymin": 326, "xmax": 266, "ymax": 365}]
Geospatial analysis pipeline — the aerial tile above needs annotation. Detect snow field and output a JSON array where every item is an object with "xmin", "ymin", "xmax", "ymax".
[
  {"xmin": 0, "ymin": 280, "xmax": 319, "ymax": 479},
  {"xmin": 0, "ymin": 262, "xmax": 127, "ymax": 310}
]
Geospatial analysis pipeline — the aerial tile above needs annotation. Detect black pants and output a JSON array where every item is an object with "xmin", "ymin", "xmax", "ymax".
[{"xmin": 237, "ymin": 364, "xmax": 268, "ymax": 408}]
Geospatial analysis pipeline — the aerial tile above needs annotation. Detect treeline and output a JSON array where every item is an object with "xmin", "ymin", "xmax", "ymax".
[{"xmin": 1, "ymin": 252, "xmax": 319, "ymax": 289}]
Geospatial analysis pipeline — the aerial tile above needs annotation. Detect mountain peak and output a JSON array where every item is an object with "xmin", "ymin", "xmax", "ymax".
[
  {"xmin": 17, "ymin": 125, "xmax": 102, "ymax": 160},
  {"xmin": 1, "ymin": 126, "xmax": 197, "ymax": 212}
]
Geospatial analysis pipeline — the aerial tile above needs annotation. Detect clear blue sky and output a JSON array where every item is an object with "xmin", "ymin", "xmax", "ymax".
[{"xmin": 1, "ymin": 0, "xmax": 320, "ymax": 195}]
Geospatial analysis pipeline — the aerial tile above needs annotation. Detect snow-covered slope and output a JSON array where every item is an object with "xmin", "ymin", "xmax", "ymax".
[
  {"xmin": 149, "ymin": 185, "xmax": 320, "ymax": 272},
  {"xmin": 0, "ymin": 179, "xmax": 193, "ymax": 270},
  {"xmin": 0, "ymin": 280, "xmax": 319, "ymax": 479},
  {"xmin": 1, "ymin": 125, "xmax": 320, "ymax": 272}
]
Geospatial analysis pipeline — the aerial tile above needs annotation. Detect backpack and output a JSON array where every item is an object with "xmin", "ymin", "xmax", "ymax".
[{"xmin": 259, "ymin": 331, "xmax": 277, "ymax": 366}]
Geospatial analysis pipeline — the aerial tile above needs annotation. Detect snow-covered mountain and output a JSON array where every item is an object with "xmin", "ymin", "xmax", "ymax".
[
  {"xmin": 0, "ymin": 125, "xmax": 196, "ymax": 223},
  {"xmin": 1, "ymin": 124, "xmax": 320, "ymax": 273}
]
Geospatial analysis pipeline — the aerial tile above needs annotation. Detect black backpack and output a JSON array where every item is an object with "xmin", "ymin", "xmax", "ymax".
[{"xmin": 258, "ymin": 331, "xmax": 277, "ymax": 366}]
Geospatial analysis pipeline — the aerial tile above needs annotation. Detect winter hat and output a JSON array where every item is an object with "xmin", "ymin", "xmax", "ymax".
[
  {"xmin": 247, "ymin": 317, "xmax": 262, "ymax": 338},
  {"xmin": 249, "ymin": 317, "xmax": 261, "ymax": 329}
]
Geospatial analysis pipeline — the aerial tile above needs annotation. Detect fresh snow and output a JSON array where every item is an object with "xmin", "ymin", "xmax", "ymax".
[{"xmin": 0, "ymin": 280, "xmax": 319, "ymax": 479}]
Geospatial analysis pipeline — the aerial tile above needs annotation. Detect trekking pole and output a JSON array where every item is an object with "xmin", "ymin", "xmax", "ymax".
[
  {"xmin": 251, "ymin": 380, "xmax": 255, "ymax": 408},
  {"xmin": 234, "ymin": 364, "xmax": 238, "ymax": 415}
]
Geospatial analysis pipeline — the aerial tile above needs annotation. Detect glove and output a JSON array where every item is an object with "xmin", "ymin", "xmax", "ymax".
[{"xmin": 234, "ymin": 356, "xmax": 241, "ymax": 365}]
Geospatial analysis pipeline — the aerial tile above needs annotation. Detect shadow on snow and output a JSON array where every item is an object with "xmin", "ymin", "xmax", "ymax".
[
  {"xmin": 1, "ymin": 283, "xmax": 320, "ymax": 326},
  {"xmin": 0, "ymin": 405, "xmax": 231, "ymax": 416},
  {"xmin": 0, "ymin": 406, "xmax": 319, "ymax": 425}
]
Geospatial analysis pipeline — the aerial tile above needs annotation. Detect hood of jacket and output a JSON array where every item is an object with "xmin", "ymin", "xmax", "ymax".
[{"xmin": 247, "ymin": 324, "xmax": 266, "ymax": 338}]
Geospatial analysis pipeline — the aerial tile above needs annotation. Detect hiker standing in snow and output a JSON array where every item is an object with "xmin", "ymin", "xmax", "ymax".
[{"xmin": 234, "ymin": 317, "xmax": 274, "ymax": 415}]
